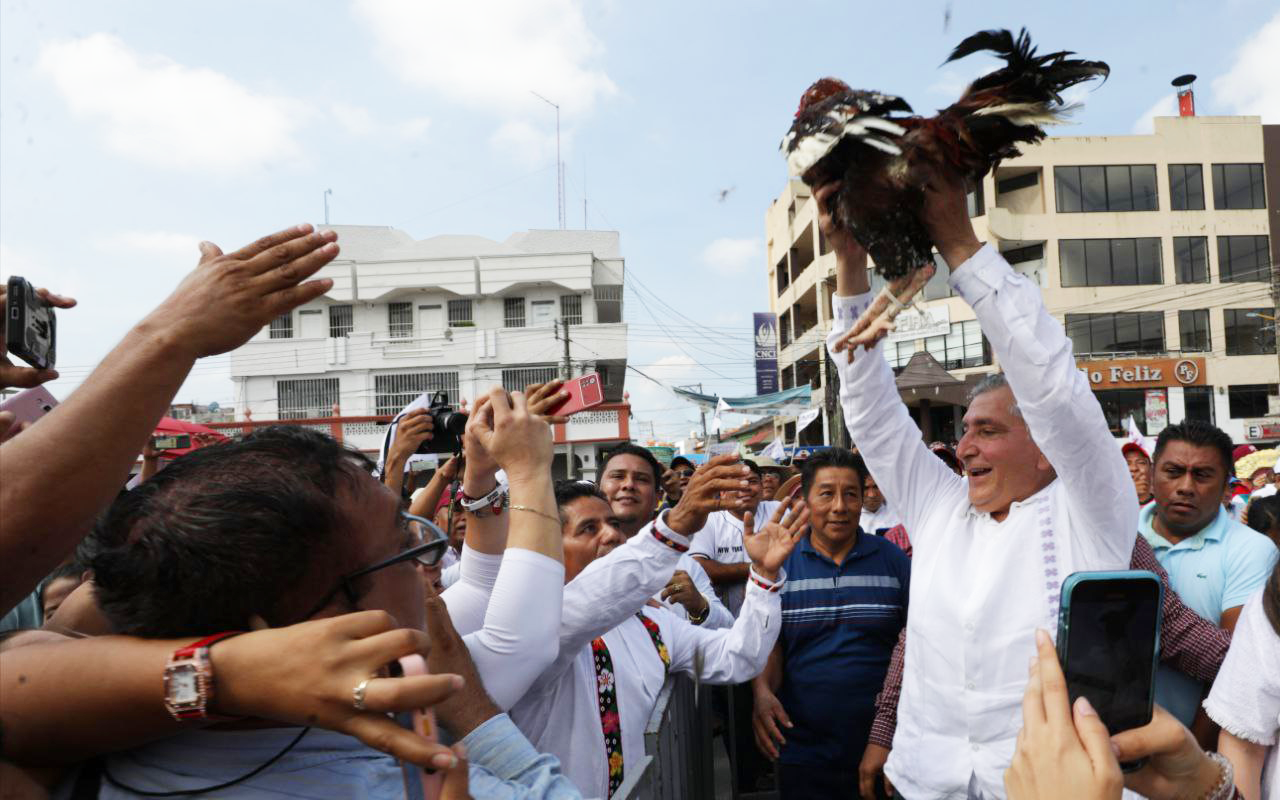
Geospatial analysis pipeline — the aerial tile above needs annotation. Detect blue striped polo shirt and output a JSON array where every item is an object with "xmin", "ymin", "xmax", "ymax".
[{"xmin": 777, "ymin": 530, "xmax": 910, "ymax": 767}]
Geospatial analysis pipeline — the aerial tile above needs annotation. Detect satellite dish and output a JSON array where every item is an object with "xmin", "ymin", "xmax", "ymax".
[{"xmin": 1171, "ymin": 74, "xmax": 1197, "ymax": 88}]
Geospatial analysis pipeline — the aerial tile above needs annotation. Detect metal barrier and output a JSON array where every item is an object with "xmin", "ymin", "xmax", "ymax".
[{"xmin": 617, "ymin": 674, "xmax": 715, "ymax": 800}]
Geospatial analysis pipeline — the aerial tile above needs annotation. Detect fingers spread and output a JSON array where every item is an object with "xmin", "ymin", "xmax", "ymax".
[
  {"xmin": 229, "ymin": 223, "xmax": 314, "ymax": 262},
  {"xmin": 253, "ymin": 237, "xmax": 340, "ymax": 291},
  {"xmin": 267, "ymin": 279, "xmax": 335, "ymax": 319}
]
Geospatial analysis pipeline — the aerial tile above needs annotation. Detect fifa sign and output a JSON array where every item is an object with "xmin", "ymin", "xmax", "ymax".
[{"xmin": 753, "ymin": 312, "xmax": 779, "ymax": 395}]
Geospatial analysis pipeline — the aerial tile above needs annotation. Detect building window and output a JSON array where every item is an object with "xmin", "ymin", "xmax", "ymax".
[
  {"xmin": 1178, "ymin": 310, "xmax": 1210, "ymax": 352},
  {"xmin": 388, "ymin": 302, "xmax": 413, "ymax": 338},
  {"xmin": 1168, "ymin": 164, "xmax": 1204, "ymax": 211},
  {"xmin": 1054, "ymin": 165, "xmax": 1158, "ymax": 213},
  {"xmin": 1183, "ymin": 386, "xmax": 1214, "ymax": 425},
  {"xmin": 1225, "ymin": 308, "xmax": 1277, "ymax": 356},
  {"xmin": 269, "ymin": 313, "xmax": 293, "ymax": 339},
  {"xmin": 884, "ymin": 340, "xmax": 914, "ymax": 369},
  {"xmin": 594, "ymin": 285, "xmax": 622, "ymax": 324},
  {"xmin": 924, "ymin": 320, "xmax": 991, "ymax": 370},
  {"xmin": 560, "ymin": 294, "xmax": 583, "ymax": 325},
  {"xmin": 996, "ymin": 171, "xmax": 1038, "ymax": 194},
  {"xmin": 1003, "ymin": 243, "xmax": 1045, "ymax": 265},
  {"xmin": 375, "ymin": 372, "xmax": 460, "ymax": 416},
  {"xmin": 1172, "ymin": 237, "xmax": 1209, "ymax": 284},
  {"xmin": 779, "ymin": 309, "xmax": 792, "ymax": 349},
  {"xmin": 1094, "ymin": 389, "xmax": 1151, "ymax": 435},
  {"xmin": 502, "ymin": 366, "xmax": 558, "ymax": 392},
  {"xmin": 1211, "ymin": 164, "xmax": 1266, "ymax": 210},
  {"xmin": 447, "ymin": 299, "xmax": 473, "ymax": 327},
  {"xmin": 329, "ymin": 305, "xmax": 353, "ymax": 338},
  {"xmin": 1059, "ymin": 238, "xmax": 1162, "ymax": 287},
  {"xmin": 1227, "ymin": 384, "xmax": 1278, "ymax": 419},
  {"xmin": 276, "ymin": 377, "xmax": 339, "ymax": 419},
  {"xmin": 504, "ymin": 297, "xmax": 525, "ymax": 328},
  {"xmin": 1217, "ymin": 235, "xmax": 1270, "ymax": 283},
  {"xmin": 966, "ymin": 182, "xmax": 985, "ymax": 218},
  {"xmin": 1065, "ymin": 312, "xmax": 1165, "ymax": 355}
]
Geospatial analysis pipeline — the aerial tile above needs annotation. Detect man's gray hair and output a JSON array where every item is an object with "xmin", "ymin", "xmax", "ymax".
[{"xmin": 967, "ymin": 372, "xmax": 1022, "ymax": 418}]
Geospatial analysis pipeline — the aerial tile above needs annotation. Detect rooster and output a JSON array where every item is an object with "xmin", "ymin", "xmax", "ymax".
[{"xmin": 781, "ymin": 29, "xmax": 1108, "ymax": 355}]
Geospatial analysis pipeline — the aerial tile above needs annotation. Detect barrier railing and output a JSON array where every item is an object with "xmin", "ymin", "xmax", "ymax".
[{"xmin": 617, "ymin": 674, "xmax": 714, "ymax": 800}]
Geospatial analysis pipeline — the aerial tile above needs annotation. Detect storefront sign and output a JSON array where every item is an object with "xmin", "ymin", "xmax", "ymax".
[
  {"xmin": 1243, "ymin": 419, "xmax": 1280, "ymax": 443},
  {"xmin": 1075, "ymin": 357, "xmax": 1206, "ymax": 390},
  {"xmin": 753, "ymin": 312, "xmax": 779, "ymax": 395},
  {"xmin": 888, "ymin": 305, "xmax": 951, "ymax": 343}
]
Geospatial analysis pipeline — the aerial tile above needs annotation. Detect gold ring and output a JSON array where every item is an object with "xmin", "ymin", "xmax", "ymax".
[{"xmin": 352, "ymin": 678, "xmax": 373, "ymax": 711}]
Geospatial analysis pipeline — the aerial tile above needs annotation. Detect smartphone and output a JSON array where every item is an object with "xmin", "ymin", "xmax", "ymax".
[
  {"xmin": 151, "ymin": 434, "xmax": 191, "ymax": 451},
  {"xmin": 5, "ymin": 276, "xmax": 56, "ymax": 370},
  {"xmin": 409, "ymin": 458, "xmax": 435, "ymax": 473},
  {"xmin": 1057, "ymin": 570, "xmax": 1163, "ymax": 771},
  {"xmin": 707, "ymin": 442, "xmax": 739, "ymax": 458},
  {"xmin": 0, "ymin": 385, "xmax": 58, "ymax": 427},
  {"xmin": 395, "ymin": 654, "xmax": 444, "ymax": 800},
  {"xmin": 549, "ymin": 373, "xmax": 605, "ymax": 417}
]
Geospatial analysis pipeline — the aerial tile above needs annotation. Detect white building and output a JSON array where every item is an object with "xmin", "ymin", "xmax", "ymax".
[{"xmin": 228, "ymin": 226, "xmax": 631, "ymax": 476}]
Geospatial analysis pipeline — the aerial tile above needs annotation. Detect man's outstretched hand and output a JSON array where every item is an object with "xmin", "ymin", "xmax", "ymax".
[
  {"xmin": 139, "ymin": 224, "xmax": 339, "ymax": 361},
  {"xmin": 743, "ymin": 496, "xmax": 810, "ymax": 581}
]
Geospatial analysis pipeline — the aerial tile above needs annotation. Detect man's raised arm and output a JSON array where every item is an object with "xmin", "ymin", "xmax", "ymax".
[
  {"xmin": 921, "ymin": 169, "xmax": 1136, "ymax": 563},
  {"xmin": 820, "ymin": 182, "xmax": 965, "ymax": 541}
]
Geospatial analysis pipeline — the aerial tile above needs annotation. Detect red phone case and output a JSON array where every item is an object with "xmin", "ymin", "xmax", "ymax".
[
  {"xmin": 554, "ymin": 373, "xmax": 605, "ymax": 416},
  {"xmin": 397, "ymin": 654, "xmax": 444, "ymax": 800}
]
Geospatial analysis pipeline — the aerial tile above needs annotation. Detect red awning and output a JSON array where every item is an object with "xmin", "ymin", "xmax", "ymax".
[{"xmin": 744, "ymin": 428, "xmax": 771, "ymax": 446}]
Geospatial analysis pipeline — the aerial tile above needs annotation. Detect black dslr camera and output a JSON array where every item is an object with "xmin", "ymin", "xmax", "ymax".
[{"xmin": 417, "ymin": 391, "xmax": 468, "ymax": 455}]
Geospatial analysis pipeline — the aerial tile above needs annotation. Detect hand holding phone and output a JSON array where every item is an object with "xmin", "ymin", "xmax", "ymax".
[
  {"xmin": 151, "ymin": 434, "xmax": 192, "ymax": 452},
  {"xmin": 396, "ymin": 654, "xmax": 444, "ymax": 800},
  {"xmin": 546, "ymin": 373, "xmax": 605, "ymax": 417}
]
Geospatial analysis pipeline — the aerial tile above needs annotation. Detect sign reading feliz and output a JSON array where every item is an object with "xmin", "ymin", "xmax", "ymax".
[
  {"xmin": 887, "ymin": 306, "xmax": 951, "ymax": 343},
  {"xmin": 1073, "ymin": 357, "xmax": 1207, "ymax": 389}
]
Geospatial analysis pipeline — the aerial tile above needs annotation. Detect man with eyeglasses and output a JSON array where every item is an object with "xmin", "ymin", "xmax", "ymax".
[{"xmin": 82, "ymin": 409, "xmax": 584, "ymax": 798}]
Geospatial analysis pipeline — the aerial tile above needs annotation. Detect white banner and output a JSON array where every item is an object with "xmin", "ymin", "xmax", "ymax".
[
  {"xmin": 887, "ymin": 305, "xmax": 951, "ymax": 343},
  {"xmin": 797, "ymin": 406, "xmax": 822, "ymax": 432}
]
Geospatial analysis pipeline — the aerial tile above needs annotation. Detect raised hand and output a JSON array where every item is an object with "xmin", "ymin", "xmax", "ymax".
[
  {"xmin": 140, "ymin": 224, "xmax": 338, "ymax": 360},
  {"xmin": 814, "ymin": 181, "xmax": 867, "ymax": 267},
  {"xmin": 743, "ymin": 496, "xmax": 810, "ymax": 580},
  {"xmin": 666, "ymin": 455, "xmax": 755, "ymax": 536},
  {"xmin": 212, "ymin": 610, "xmax": 464, "ymax": 770},
  {"xmin": 462, "ymin": 394, "xmax": 499, "ymax": 493},
  {"xmin": 830, "ymin": 264, "xmax": 935, "ymax": 361},
  {"xmin": 388, "ymin": 409, "xmax": 436, "ymax": 463},
  {"xmin": 466, "ymin": 388, "xmax": 553, "ymax": 486},
  {"xmin": 525, "ymin": 378, "xmax": 569, "ymax": 424},
  {"xmin": 0, "ymin": 283, "xmax": 76, "ymax": 389}
]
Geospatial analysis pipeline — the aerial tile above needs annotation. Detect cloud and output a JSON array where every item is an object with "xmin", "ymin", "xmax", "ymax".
[
  {"xmin": 1212, "ymin": 11, "xmax": 1280, "ymax": 122},
  {"xmin": 1131, "ymin": 94, "xmax": 1176, "ymax": 134},
  {"xmin": 37, "ymin": 33, "xmax": 307, "ymax": 172},
  {"xmin": 702, "ymin": 237, "xmax": 762, "ymax": 276},
  {"xmin": 98, "ymin": 231, "xmax": 204, "ymax": 260},
  {"xmin": 352, "ymin": 0, "xmax": 616, "ymax": 161},
  {"xmin": 926, "ymin": 59, "xmax": 1001, "ymax": 100},
  {"xmin": 329, "ymin": 102, "xmax": 431, "ymax": 139}
]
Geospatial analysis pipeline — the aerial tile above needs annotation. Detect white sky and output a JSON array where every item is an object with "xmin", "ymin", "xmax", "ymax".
[{"xmin": 2, "ymin": 0, "xmax": 1277, "ymax": 441}]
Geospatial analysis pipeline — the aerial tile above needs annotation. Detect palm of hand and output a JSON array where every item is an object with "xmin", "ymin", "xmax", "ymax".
[{"xmin": 744, "ymin": 522, "xmax": 794, "ymax": 573}]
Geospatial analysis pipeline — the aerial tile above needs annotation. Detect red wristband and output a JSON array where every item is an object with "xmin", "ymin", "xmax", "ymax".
[
  {"xmin": 748, "ymin": 567, "xmax": 784, "ymax": 593},
  {"xmin": 651, "ymin": 526, "xmax": 689, "ymax": 553}
]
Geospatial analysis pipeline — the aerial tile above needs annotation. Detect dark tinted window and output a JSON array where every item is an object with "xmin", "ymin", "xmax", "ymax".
[
  {"xmin": 1059, "ymin": 238, "xmax": 1162, "ymax": 286},
  {"xmin": 1055, "ymin": 165, "xmax": 1158, "ymax": 212},
  {"xmin": 1183, "ymin": 386, "xmax": 1214, "ymax": 424},
  {"xmin": 1056, "ymin": 167, "xmax": 1081, "ymax": 213},
  {"xmin": 1227, "ymin": 384, "xmax": 1278, "ymax": 419},
  {"xmin": 1178, "ymin": 309, "xmax": 1210, "ymax": 352},
  {"xmin": 1211, "ymin": 164, "xmax": 1266, "ymax": 209},
  {"xmin": 1217, "ymin": 236, "xmax": 1270, "ymax": 282},
  {"xmin": 1225, "ymin": 309, "xmax": 1277, "ymax": 356},
  {"xmin": 1066, "ymin": 312, "xmax": 1165, "ymax": 355},
  {"xmin": 1168, "ymin": 164, "xmax": 1204, "ymax": 210},
  {"xmin": 1173, "ymin": 237, "xmax": 1209, "ymax": 283}
]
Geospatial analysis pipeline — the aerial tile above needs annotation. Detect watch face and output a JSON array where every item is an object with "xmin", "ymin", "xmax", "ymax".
[{"xmin": 170, "ymin": 666, "xmax": 200, "ymax": 705}]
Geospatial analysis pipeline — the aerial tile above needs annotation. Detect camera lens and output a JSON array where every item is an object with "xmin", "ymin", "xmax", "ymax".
[{"xmin": 438, "ymin": 411, "xmax": 468, "ymax": 436}]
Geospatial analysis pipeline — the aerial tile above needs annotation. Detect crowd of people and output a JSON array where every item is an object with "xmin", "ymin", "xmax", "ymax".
[{"xmin": 1, "ymin": 163, "xmax": 1278, "ymax": 800}]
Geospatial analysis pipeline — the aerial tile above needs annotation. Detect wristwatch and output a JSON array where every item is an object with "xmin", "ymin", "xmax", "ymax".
[
  {"xmin": 462, "ymin": 484, "xmax": 506, "ymax": 517},
  {"xmin": 163, "ymin": 631, "xmax": 244, "ymax": 722},
  {"xmin": 688, "ymin": 596, "xmax": 711, "ymax": 626}
]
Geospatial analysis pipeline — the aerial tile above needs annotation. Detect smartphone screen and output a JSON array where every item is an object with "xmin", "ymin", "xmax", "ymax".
[{"xmin": 1058, "ymin": 572, "xmax": 1162, "ymax": 734}]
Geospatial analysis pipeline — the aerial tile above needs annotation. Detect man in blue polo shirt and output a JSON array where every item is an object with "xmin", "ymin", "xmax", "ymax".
[
  {"xmin": 750, "ymin": 448, "xmax": 909, "ymax": 799},
  {"xmin": 1140, "ymin": 420, "xmax": 1278, "ymax": 727}
]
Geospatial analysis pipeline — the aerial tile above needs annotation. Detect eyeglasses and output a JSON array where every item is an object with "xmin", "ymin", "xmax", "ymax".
[
  {"xmin": 303, "ymin": 511, "xmax": 449, "ymax": 619},
  {"xmin": 674, "ymin": 470, "xmax": 694, "ymax": 479}
]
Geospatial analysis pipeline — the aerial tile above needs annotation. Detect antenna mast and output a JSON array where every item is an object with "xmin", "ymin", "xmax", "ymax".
[{"xmin": 531, "ymin": 91, "xmax": 565, "ymax": 229}]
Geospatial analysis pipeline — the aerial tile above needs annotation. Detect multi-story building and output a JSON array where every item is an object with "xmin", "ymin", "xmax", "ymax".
[
  {"xmin": 766, "ymin": 111, "xmax": 1280, "ymax": 447},
  {"xmin": 226, "ymin": 226, "xmax": 631, "ymax": 477}
]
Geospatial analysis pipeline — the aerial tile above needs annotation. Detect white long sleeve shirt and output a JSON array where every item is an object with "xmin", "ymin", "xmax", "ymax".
[
  {"xmin": 653, "ymin": 554, "xmax": 735, "ymax": 630},
  {"xmin": 827, "ymin": 245, "xmax": 1136, "ymax": 799},
  {"xmin": 510, "ymin": 513, "xmax": 782, "ymax": 799}
]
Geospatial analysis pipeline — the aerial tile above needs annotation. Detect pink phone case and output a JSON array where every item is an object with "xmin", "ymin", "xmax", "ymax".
[
  {"xmin": 397, "ymin": 654, "xmax": 444, "ymax": 800},
  {"xmin": 0, "ymin": 385, "xmax": 58, "ymax": 427},
  {"xmin": 553, "ymin": 373, "xmax": 605, "ymax": 416}
]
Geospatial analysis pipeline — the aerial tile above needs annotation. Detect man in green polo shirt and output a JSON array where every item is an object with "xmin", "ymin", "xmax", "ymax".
[{"xmin": 1139, "ymin": 420, "xmax": 1278, "ymax": 726}]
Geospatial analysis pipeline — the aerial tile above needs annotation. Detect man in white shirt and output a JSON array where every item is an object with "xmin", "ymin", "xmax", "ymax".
[
  {"xmin": 689, "ymin": 459, "xmax": 782, "ymax": 617},
  {"xmin": 510, "ymin": 460, "xmax": 809, "ymax": 799},
  {"xmin": 599, "ymin": 444, "xmax": 734, "ymax": 628},
  {"xmin": 858, "ymin": 470, "xmax": 901, "ymax": 535},
  {"xmin": 821, "ymin": 166, "xmax": 1136, "ymax": 799}
]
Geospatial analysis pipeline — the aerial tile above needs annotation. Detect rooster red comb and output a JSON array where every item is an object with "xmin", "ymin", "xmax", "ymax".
[{"xmin": 796, "ymin": 77, "xmax": 853, "ymax": 117}]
